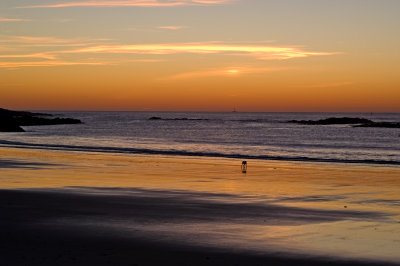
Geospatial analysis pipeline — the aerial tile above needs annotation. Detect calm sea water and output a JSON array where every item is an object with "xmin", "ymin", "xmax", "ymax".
[{"xmin": 0, "ymin": 112, "xmax": 399, "ymax": 166}]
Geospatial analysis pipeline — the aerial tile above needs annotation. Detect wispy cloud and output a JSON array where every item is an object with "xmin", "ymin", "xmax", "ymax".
[
  {"xmin": 158, "ymin": 26, "xmax": 186, "ymax": 30},
  {"xmin": 0, "ymin": 35, "xmax": 113, "ymax": 68},
  {"xmin": 69, "ymin": 42, "xmax": 336, "ymax": 60},
  {"xmin": 0, "ymin": 35, "xmax": 109, "ymax": 44},
  {"xmin": 162, "ymin": 66, "xmax": 283, "ymax": 80},
  {"xmin": 19, "ymin": 0, "xmax": 232, "ymax": 8},
  {"xmin": 0, "ymin": 53, "xmax": 56, "ymax": 60},
  {"xmin": 0, "ymin": 36, "xmax": 336, "ymax": 69},
  {"xmin": 0, "ymin": 61, "xmax": 105, "ymax": 68},
  {"xmin": 0, "ymin": 17, "xmax": 30, "ymax": 22},
  {"xmin": 0, "ymin": 35, "xmax": 114, "ymax": 50},
  {"xmin": 1, "ymin": 36, "xmax": 334, "ymax": 61},
  {"xmin": 132, "ymin": 59, "xmax": 164, "ymax": 63}
]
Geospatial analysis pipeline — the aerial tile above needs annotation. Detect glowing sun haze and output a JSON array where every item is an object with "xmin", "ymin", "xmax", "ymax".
[{"xmin": 1, "ymin": 0, "xmax": 399, "ymax": 111}]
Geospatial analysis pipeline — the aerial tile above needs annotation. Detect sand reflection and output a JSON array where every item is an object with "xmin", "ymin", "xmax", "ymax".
[{"xmin": 1, "ymin": 147, "xmax": 400, "ymax": 263}]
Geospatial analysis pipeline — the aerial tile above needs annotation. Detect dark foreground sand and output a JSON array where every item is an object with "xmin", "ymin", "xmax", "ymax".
[{"xmin": 1, "ymin": 187, "xmax": 398, "ymax": 266}]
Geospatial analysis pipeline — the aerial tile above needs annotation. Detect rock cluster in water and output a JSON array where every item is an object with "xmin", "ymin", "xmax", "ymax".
[
  {"xmin": 149, "ymin": 117, "xmax": 208, "ymax": 121},
  {"xmin": 288, "ymin": 117, "xmax": 373, "ymax": 125},
  {"xmin": 288, "ymin": 117, "xmax": 400, "ymax": 128},
  {"xmin": 0, "ymin": 108, "xmax": 82, "ymax": 132}
]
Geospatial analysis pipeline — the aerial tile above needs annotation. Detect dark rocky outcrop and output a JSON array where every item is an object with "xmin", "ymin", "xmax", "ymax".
[
  {"xmin": 0, "ymin": 115, "xmax": 25, "ymax": 132},
  {"xmin": 0, "ymin": 108, "xmax": 52, "ymax": 117},
  {"xmin": 288, "ymin": 117, "xmax": 373, "ymax": 125},
  {"xmin": 149, "ymin": 117, "xmax": 162, "ymax": 120},
  {"xmin": 15, "ymin": 116, "xmax": 81, "ymax": 126},
  {"xmin": 0, "ymin": 108, "xmax": 82, "ymax": 132},
  {"xmin": 288, "ymin": 117, "xmax": 400, "ymax": 128},
  {"xmin": 149, "ymin": 117, "xmax": 209, "ymax": 121}
]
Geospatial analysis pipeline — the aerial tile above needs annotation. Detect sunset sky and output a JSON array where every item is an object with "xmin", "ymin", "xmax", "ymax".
[{"xmin": 1, "ymin": 0, "xmax": 399, "ymax": 111}]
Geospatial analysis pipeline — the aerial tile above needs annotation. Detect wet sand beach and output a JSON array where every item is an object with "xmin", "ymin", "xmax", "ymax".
[{"xmin": 1, "ymin": 147, "xmax": 400, "ymax": 265}]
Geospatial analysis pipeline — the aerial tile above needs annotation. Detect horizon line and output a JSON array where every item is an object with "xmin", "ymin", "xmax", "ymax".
[{"xmin": 3, "ymin": 108, "xmax": 398, "ymax": 114}]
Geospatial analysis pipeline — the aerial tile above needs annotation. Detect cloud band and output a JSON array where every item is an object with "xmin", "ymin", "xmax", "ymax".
[
  {"xmin": 19, "ymin": 0, "xmax": 232, "ymax": 8},
  {"xmin": 70, "ymin": 43, "xmax": 335, "ymax": 60}
]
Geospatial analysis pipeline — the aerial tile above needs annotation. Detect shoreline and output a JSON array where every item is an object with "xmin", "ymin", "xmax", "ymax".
[
  {"xmin": 1, "ymin": 146, "xmax": 400, "ymax": 265},
  {"xmin": 2, "ymin": 140, "xmax": 400, "ymax": 167}
]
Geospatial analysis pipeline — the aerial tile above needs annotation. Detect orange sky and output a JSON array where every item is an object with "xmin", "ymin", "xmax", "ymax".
[{"xmin": 1, "ymin": 0, "xmax": 399, "ymax": 112}]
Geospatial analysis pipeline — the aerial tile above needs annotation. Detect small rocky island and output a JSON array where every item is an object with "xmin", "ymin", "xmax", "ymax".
[
  {"xmin": 149, "ymin": 117, "xmax": 209, "ymax": 121},
  {"xmin": 288, "ymin": 117, "xmax": 400, "ymax": 128},
  {"xmin": 0, "ymin": 108, "xmax": 82, "ymax": 132}
]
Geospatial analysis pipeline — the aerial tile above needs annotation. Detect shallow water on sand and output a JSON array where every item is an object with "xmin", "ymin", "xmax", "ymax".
[{"xmin": 1, "ymin": 147, "xmax": 400, "ymax": 264}]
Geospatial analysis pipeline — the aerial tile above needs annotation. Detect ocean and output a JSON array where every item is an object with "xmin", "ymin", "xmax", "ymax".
[{"xmin": 0, "ymin": 112, "xmax": 399, "ymax": 166}]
